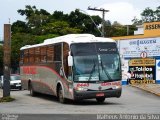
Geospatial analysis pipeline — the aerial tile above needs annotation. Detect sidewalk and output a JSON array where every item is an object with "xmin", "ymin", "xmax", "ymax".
[{"xmin": 131, "ymin": 84, "xmax": 160, "ymax": 96}]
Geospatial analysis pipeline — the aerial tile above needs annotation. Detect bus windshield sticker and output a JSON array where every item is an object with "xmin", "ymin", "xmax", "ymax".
[{"xmin": 79, "ymin": 76, "xmax": 99, "ymax": 81}]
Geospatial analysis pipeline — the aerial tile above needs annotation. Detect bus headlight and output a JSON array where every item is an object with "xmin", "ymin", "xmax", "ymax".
[
  {"xmin": 115, "ymin": 85, "xmax": 122, "ymax": 89},
  {"xmin": 75, "ymin": 87, "xmax": 87, "ymax": 91}
]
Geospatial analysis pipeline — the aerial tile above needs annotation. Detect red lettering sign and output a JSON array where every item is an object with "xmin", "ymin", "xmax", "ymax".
[
  {"xmin": 77, "ymin": 83, "xmax": 89, "ymax": 87},
  {"xmin": 23, "ymin": 66, "xmax": 37, "ymax": 75},
  {"xmin": 101, "ymin": 82, "xmax": 121, "ymax": 86},
  {"xmin": 101, "ymin": 82, "xmax": 111, "ymax": 86},
  {"xmin": 112, "ymin": 82, "xmax": 121, "ymax": 86}
]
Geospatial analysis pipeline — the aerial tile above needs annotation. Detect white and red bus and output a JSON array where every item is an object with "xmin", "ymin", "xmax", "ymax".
[{"xmin": 20, "ymin": 34, "xmax": 122, "ymax": 103}]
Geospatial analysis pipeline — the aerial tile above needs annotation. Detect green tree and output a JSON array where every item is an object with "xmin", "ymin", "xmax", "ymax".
[
  {"xmin": 68, "ymin": 9, "xmax": 102, "ymax": 36},
  {"xmin": 141, "ymin": 7, "xmax": 155, "ymax": 22},
  {"xmin": 11, "ymin": 20, "xmax": 29, "ymax": 34},
  {"xmin": 132, "ymin": 16, "xmax": 143, "ymax": 25},
  {"xmin": 103, "ymin": 20, "xmax": 112, "ymax": 37},
  {"xmin": 42, "ymin": 21, "xmax": 81, "ymax": 35},
  {"xmin": 51, "ymin": 11, "xmax": 68, "ymax": 21},
  {"xmin": 17, "ymin": 6, "xmax": 83, "ymax": 36},
  {"xmin": 155, "ymin": 6, "xmax": 160, "ymax": 21},
  {"xmin": 111, "ymin": 21, "xmax": 127, "ymax": 36},
  {"xmin": 132, "ymin": 6, "xmax": 160, "ymax": 24},
  {"xmin": 104, "ymin": 21, "xmax": 136, "ymax": 37},
  {"xmin": 18, "ymin": 5, "xmax": 50, "ymax": 35},
  {"xmin": 11, "ymin": 5, "xmax": 138, "ymax": 73}
]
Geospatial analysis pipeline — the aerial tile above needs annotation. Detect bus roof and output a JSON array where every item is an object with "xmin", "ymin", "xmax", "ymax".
[{"xmin": 20, "ymin": 34, "xmax": 116, "ymax": 50}]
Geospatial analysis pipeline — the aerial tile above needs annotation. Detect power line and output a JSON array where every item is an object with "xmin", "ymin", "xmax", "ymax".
[{"xmin": 88, "ymin": 6, "xmax": 109, "ymax": 37}]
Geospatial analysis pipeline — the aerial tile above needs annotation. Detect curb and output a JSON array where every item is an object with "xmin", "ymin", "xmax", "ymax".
[{"xmin": 131, "ymin": 84, "xmax": 160, "ymax": 97}]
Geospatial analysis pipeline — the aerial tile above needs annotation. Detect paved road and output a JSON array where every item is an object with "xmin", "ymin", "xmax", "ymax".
[{"xmin": 0, "ymin": 86, "xmax": 160, "ymax": 114}]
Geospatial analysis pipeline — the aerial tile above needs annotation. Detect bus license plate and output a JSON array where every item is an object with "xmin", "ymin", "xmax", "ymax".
[{"xmin": 96, "ymin": 93, "xmax": 104, "ymax": 97}]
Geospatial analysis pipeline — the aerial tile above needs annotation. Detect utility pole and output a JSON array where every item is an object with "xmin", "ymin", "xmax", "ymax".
[
  {"xmin": 88, "ymin": 7, "xmax": 109, "ymax": 37},
  {"xmin": 3, "ymin": 24, "xmax": 11, "ymax": 97}
]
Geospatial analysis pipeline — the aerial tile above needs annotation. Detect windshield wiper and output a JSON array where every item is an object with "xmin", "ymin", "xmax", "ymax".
[
  {"xmin": 101, "ymin": 60, "xmax": 113, "ymax": 81},
  {"xmin": 88, "ymin": 62, "xmax": 96, "ymax": 81}
]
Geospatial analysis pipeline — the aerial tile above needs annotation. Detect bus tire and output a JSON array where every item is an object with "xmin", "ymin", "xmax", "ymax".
[
  {"xmin": 19, "ymin": 87, "xmax": 22, "ymax": 90},
  {"xmin": 29, "ymin": 83, "xmax": 36, "ymax": 96},
  {"xmin": 96, "ymin": 97, "xmax": 105, "ymax": 103},
  {"xmin": 58, "ymin": 86, "xmax": 66, "ymax": 103}
]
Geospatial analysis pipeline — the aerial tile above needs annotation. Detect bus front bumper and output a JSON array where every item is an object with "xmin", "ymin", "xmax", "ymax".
[{"xmin": 73, "ymin": 88, "xmax": 122, "ymax": 100}]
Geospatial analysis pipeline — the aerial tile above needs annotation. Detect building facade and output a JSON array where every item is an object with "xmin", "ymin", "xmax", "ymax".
[{"xmin": 112, "ymin": 22, "xmax": 160, "ymax": 85}]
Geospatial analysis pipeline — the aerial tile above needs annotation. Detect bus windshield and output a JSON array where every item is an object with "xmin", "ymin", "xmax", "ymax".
[{"xmin": 71, "ymin": 43, "xmax": 121, "ymax": 82}]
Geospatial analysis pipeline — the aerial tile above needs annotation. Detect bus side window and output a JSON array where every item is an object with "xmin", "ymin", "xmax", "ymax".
[
  {"xmin": 47, "ymin": 45, "xmax": 54, "ymax": 63},
  {"xmin": 54, "ymin": 44, "xmax": 61, "ymax": 61},
  {"xmin": 41, "ymin": 46, "xmax": 47, "ymax": 63},
  {"xmin": 63, "ymin": 43, "xmax": 69, "ymax": 78},
  {"xmin": 20, "ymin": 50, "xmax": 24, "ymax": 65},
  {"xmin": 29, "ymin": 48, "xmax": 35, "ymax": 63},
  {"xmin": 24, "ymin": 49, "xmax": 29, "ymax": 64},
  {"xmin": 54, "ymin": 44, "xmax": 62, "ymax": 74},
  {"xmin": 35, "ymin": 47, "xmax": 40, "ymax": 63}
]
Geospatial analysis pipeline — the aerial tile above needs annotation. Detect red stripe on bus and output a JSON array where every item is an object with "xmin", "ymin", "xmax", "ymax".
[
  {"xmin": 21, "ymin": 79, "xmax": 56, "ymax": 95},
  {"xmin": 20, "ymin": 65, "xmax": 70, "ymax": 93}
]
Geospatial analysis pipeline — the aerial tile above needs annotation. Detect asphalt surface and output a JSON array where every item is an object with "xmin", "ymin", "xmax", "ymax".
[
  {"xmin": 1, "ymin": 86, "xmax": 160, "ymax": 120},
  {"xmin": 0, "ymin": 86, "xmax": 160, "ymax": 114}
]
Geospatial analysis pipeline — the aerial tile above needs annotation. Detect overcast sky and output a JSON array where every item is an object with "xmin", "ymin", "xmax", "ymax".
[{"xmin": 0, "ymin": 0, "xmax": 159, "ymax": 39}]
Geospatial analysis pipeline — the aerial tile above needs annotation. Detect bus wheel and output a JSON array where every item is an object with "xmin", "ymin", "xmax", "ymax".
[
  {"xmin": 29, "ymin": 83, "xmax": 36, "ymax": 96},
  {"xmin": 96, "ymin": 97, "xmax": 105, "ymax": 103},
  {"xmin": 58, "ymin": 86, "xmax": 66, "ymax": 103},
  {"xmin": 19, "ymin": 87, "xmax": 22, "ymax": 91}
]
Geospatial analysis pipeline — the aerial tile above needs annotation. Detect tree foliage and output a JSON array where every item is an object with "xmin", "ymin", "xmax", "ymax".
[
  {"xmin": 132, "ymin": 6, "xmax": 160, "ymax": 24},
  {"xmin": 0, "ymin": 5, "xmax": 137, "ymax": 73},
  {"xmin": 8, "ymin": 5, "xmax": 104, "ymax": 73},
  {"xmin": 104, "ymin": 21, "xmax": 136, "ymax": 37}
]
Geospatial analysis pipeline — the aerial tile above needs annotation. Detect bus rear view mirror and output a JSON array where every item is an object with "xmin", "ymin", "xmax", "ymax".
[{"xmin": 68, "ymin": 55, "xmax": 73, "ymax": 66}]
